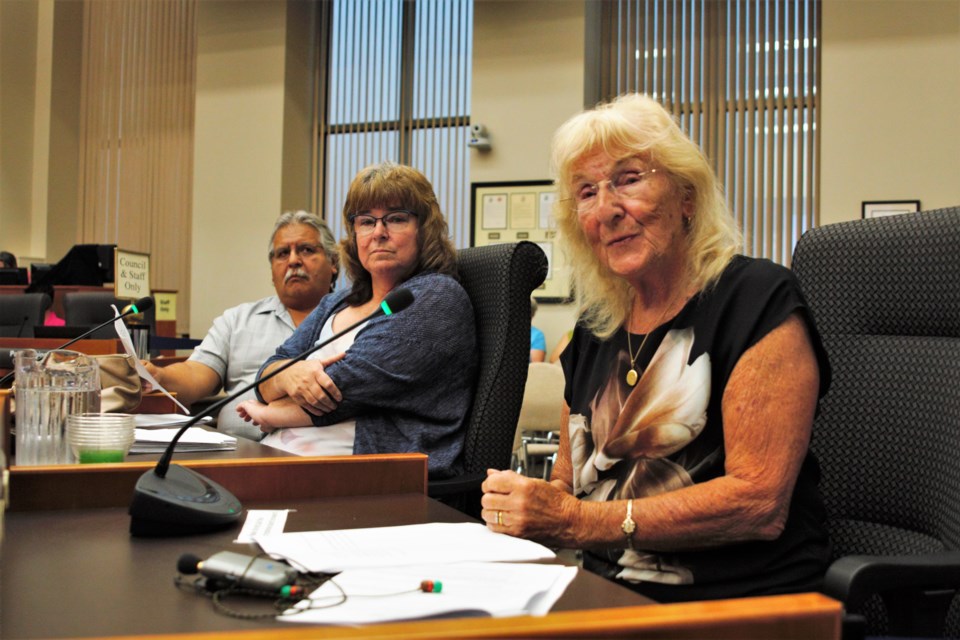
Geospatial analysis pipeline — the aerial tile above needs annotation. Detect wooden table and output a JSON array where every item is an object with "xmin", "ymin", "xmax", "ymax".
[{"xmin": 0, "ymin": 453, "xmax": 841, "ymax": 639}]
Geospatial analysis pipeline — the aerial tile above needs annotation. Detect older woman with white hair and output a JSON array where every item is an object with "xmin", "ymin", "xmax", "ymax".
[{"xmin": 482, "ymin": 94, "xmax": 831, "ymax": 602}]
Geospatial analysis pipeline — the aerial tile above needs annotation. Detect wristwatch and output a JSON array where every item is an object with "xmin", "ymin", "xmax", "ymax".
[{"xmin": 621, "ymin": 499, "xmax": 636, "ymax": 550}]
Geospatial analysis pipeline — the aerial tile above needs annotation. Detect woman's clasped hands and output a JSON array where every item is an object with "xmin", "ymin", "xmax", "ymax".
[{"xmin": 480, "ymin": 469, "xmax": 584, "ymax": 547}]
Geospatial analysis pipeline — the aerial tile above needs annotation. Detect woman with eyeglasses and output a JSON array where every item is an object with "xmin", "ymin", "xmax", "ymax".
[
  {"xmin": 481, "ymin": 94, "xmax": 832, "ymax": 602},
  {"xmin": 244, "ymin": 162, "xmax": 477, "ymax": 479}
]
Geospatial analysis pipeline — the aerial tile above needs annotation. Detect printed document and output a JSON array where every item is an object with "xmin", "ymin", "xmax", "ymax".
[{"xmin": 255, "ymin": 522, "xmax": 555, "ymax": 573}]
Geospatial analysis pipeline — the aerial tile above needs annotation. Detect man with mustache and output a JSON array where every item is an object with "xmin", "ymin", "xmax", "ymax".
[{"xmin": 142, "ymin": 211, "xmax": 338, "ymax": 439}]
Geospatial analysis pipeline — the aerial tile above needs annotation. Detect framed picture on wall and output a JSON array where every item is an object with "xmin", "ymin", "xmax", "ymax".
[
  {"xmin": 862, "ymin": 200, "xmax": 921, "ymax": 219},
  {"xmin": 471, "ymin": 180, "xmax": 571, "ymax": 302}
]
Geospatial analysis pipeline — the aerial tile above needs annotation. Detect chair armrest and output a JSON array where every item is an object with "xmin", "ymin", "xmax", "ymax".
[
  {"xmin": 427, "ymin": 471, "xmax": 487, "ymax": 498},
  {"xmin": 524, "ymin": 443, "xmax": 559, "ymax": 457},
  {"xmin": 824, "ymin": 552, "xmax": 960, "ymax": 610}
]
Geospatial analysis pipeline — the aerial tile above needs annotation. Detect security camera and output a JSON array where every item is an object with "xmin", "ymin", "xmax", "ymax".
[{"xmin": 468, "ymin": 123, "xmax": 491, "ymax": 151}]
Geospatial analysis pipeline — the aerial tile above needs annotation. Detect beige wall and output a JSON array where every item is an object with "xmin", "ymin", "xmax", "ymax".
[
  {"xmin": 471, "ymin": 0, "xmax": 587, "ymax": 354},
  {"xmin": 191, "ymin": 0, "xmax": 290, "ymax": 337},
  {"xmin": 46, "ymin": 0, "xmax": 82, "ymax": 263},
  {"xmin": 0, "ymin": 0, "xmax": 47, "ymax": 264},
  {"xmin": 471, "ymin": 1, "xmax": 586, "ymax": 183},
  {"xmin": 820, "ymin": 0, "xmax": 960, "ymax": 225}
]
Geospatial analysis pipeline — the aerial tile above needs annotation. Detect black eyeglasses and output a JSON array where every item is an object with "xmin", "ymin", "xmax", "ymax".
[{"xmin": 348, "ymin": 210, "xmax": 418, "ymax": 237}]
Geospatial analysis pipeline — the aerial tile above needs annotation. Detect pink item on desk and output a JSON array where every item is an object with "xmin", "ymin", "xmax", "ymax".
[{"xmin": 44, "ymin": 310, "xmax": 65, "ymax": 326}]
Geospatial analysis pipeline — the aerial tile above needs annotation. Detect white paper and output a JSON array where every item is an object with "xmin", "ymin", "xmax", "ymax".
[
  {"xmin": 255, "ymin": 522, "xmax": 555, "ymax": 574},
  {"xmin": 281, "ymin": 562, "xmax": 576, "ymax": 625},
  {"xmin": 539, "ymin": 191, "xmax": 558, "ymax": 229},
  {"xmin": 130, "ymin": 427, "xmax": 236, "ymax": 453},
  {"xmin": 111, "ymin": 305, "xmax": 189, "ymax": 414},
  {"xmin": 134, "ymin": 427, "xmax": 235, "ymax": 445},
  {"xmin": 481, "ymin": 194, "xmax": 508, "ymax": 229},
  {"xmin": 134, "ymin": 414, "xmax": 213, "ymax": 429},
  {"xmin": 235, "ymin": 509, "xmax": 293, "ymax": 544}
]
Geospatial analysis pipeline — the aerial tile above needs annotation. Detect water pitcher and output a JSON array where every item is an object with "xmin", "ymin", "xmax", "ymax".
[{"xmin": 13, "ymin": 349, "xmax": 101, "ymax": 465}]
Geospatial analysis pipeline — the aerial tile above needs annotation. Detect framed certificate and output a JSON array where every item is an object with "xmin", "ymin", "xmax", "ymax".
[
  {"xmin": 862, "ymin": 200, "xmax": 921, "ymax": 219},
  {"xmin": 471, "ymin": 181, "xmax": 571, "ymax": 302}
]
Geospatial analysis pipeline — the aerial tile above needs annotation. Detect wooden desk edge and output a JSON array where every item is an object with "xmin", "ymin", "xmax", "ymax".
[
  {"xmin": 0, "ymin": 337, "xmax": 124, "ymax": 355},
  {"xmin": 89, "ymin": 592, "xmax": 842, "ymax": 639},
  {"xmin": 8, "ymin": 453, "xmax": 429, "ymax": 511}
]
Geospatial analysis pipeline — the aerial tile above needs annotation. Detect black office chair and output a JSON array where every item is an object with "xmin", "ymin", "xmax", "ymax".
[
  {"xmin": 0, "ymin": 293, "xmax": 51, "ymax": 338},
  {"xmin": 792, "ymin": 205, "xmax": 960, "ymax": 639},
  {"xmin": 428, "ymin": 242, "xmax": 548, "ymax": 517},
  {"xmin": 62, "ymin": 291, "xmax": 156, "ymax": 339}
]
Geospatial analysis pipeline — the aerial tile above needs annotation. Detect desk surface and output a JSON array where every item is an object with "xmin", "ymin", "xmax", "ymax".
[{"xmin": 1, "ymin": 493, "xmax": 654, "ymax": 639}]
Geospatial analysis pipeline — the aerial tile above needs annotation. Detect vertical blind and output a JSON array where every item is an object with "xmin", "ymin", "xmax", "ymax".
[
  {"xmin": 77, "ymin": 0, "xmax": 196, "ymax": 327},
  {"xmin": 595, "ymin": 0, "xmax": 819, "ymax": 265},
  {"xmin": 314, "ymin": 0, "xmax": 473, "ymax": 249}
]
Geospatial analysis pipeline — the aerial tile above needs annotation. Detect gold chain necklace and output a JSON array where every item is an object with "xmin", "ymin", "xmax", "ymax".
[{"xmin": 624, "ymin": 294, "xmax": 681, "ymax": 387}]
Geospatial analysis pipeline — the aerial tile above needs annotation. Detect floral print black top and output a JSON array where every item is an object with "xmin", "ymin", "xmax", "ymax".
[{"xmin": 561, "ymin": 256, "xmax": 832, "ymax": 602}]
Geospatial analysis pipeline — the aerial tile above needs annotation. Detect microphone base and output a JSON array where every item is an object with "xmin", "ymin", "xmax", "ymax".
[{"xmin": 129, "ymin": 464, "xmax": 243, "ymax": 537}]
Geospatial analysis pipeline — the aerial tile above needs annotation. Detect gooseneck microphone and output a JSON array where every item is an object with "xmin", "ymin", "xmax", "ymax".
[
  {"xmin": 0, "ymin": 295, "xmax": 154, "ymax": 387},
  {"xmin": 60, "ymin": 295, "xmax": 154, "ymax": 352},
  {"xmin": 15, "ymin": 315, "xmax": 29, "ymax": 338},
  {"xmin": 128, "ymin": 287, "xmax": 415, "ymax": 537}
]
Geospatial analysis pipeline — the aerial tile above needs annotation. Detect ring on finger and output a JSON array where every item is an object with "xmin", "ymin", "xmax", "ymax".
[{"xmin": 497, "ymin": 510, "xmax": 504, "ymax": 526}]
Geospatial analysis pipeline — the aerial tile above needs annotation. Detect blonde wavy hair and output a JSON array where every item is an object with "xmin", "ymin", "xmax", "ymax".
[
  {"xmin": 551, "ymin": 93, "xmax": 741, "ymax": 338},
  {"xmin": 339, "ymin": 161, "xmax": 458, "ymax": 305}
]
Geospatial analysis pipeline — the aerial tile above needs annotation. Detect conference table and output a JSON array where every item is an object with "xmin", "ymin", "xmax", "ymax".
[{"xmin": 1, "ymin": 448, "xmax": 842, "ymax": 639}]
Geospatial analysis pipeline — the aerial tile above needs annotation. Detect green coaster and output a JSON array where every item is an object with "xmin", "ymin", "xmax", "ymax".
[{"xmin": 78, "ymin": 449, "xmax": 125, "ymax": 464}]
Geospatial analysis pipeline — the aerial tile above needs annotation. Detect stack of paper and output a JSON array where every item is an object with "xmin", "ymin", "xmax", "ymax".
[
  {"xmin": 254, "ymin": 522, "xmax": 575, "ymax": 625},
  {"xmin": 130, "ymin": 426, "xmax": 236, "ymax": 454},
  {"xmin": 256, "ymin": 522, "xmax": 557, "ymax": 573},
  {"xmin": 134, "ymin": 414, "xmax": 214, "ymax": 429},
  {"xmin": 283, "ymin": 562, "xmax": 577, "ymax": 625}
]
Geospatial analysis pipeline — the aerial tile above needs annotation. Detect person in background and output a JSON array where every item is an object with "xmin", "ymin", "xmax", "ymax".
[
  {"xmin": 481, "ymin": 93, "xmax": 831, "ymax": 603},
  {"xmin": 246, "ymin": 161, "xmax": 478, "ymax": 479},
  {"xmin": 0, "ymin": 251, "xmax": 17, "ymax": 269},
  {"xmin": 142, "ymin": 211, "xmax": 337, "ymax": 440},
  {"xmin": 530, "ymin": 297, "xmax": 546, "ymax": 362}
]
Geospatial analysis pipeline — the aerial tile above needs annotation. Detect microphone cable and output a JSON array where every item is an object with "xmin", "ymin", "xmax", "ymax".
[
  {"xmin": 174, "ymin": 552, "xmax": 338, "ymax": 621},
  {"xmin": 174, "ymin": 550, "xmax": 443, "ymax": 621}
]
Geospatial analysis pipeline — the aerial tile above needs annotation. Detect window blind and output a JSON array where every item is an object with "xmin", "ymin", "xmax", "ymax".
[
  {"xmin": 76, "ymin": 0, "xmax": 196, "ymax": 322},
  {"xmin": 315, "ymin": 0, "xmax": 473, "ymax": 248},
  {"xmin": 594, "ymin": 0, "xmax": 819, "ymax": 265}
]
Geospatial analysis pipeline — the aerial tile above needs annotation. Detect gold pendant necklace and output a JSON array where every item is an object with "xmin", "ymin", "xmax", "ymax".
[
  {"xmin": 625, "ymin": 331, "xmax": 649, "ymax": 387},
  {"xmin": 624, "ymin": 293, "xmax": 682, "ymax": 387}
]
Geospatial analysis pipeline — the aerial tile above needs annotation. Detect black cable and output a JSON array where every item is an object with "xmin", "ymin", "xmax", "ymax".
[
  {"xmin": 174, "ymin": 551, "xmax": 338, "ymax": 620},
  {"xmin": 174, "ymin": 550, "xmax": 440, "ymax": 621}
]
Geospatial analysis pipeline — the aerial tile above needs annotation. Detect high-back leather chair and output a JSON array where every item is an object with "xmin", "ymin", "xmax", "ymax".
[
  {"xmin": 792, "ymin": 205, "xmax": 960, "ymax": 639},
  {"xmin": 0, "ymin": 293, "xmax": 51, "ymax": 338},
  {"xmin": 428, "ymin": 242, "xmax": 548, "ymax": 516},
  {"xmin": 62, "ymin": 291, "xmax": 156, "ymax": 339}
]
